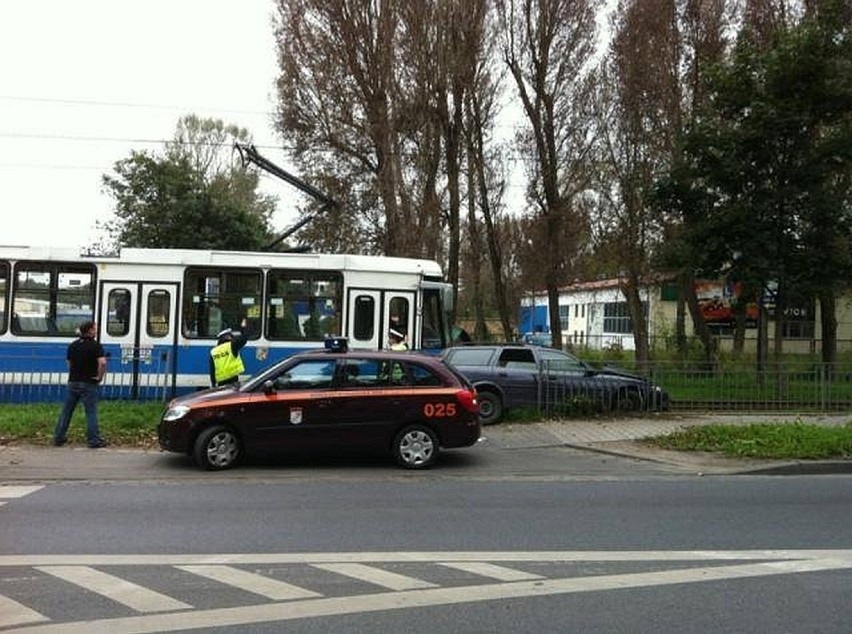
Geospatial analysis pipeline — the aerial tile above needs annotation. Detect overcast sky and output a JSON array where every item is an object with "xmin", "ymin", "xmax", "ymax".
[{"xmin": 0, "ymin": 0, "xmax": 289, "ymax": 249}]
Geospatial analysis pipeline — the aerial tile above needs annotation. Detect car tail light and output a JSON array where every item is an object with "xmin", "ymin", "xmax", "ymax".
[{"xmin": 455, "ymin": 388, "xmax": 479, "ymax": 414}]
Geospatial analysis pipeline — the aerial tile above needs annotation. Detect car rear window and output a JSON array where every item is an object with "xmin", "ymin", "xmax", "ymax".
[
  {"xmin": 445, "ymin": 348, "xmax": 494, "ymax": 366},
  {"xmin": 409, "ymin": 363, "xmax": 444, "ymax": 387}
]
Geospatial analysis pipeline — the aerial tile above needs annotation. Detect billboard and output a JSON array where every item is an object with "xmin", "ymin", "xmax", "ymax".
[{"xmin": 694, "ymin": 280, "xmax": 759, "ymax": 328}]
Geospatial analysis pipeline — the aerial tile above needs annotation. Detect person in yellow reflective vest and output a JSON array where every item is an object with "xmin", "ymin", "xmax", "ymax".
[{"xmin": 209, "ymin": 318, "xmax": 248, "ymax": 387}]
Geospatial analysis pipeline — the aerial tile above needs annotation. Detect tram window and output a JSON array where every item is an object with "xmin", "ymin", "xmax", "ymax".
[
  {"xmin": 182, "ymin": 268, "xmax": 261, "ymax": 339},
  {"xmin": 421, "ymin": 289, "xmax": 445, "ymax": 349},
  {"xmin": 352, "ymin": 295, "xmax": 375, "ymax": 341},
  {"xmin": 266, "ymin": 270, "xmax": 341, "ymax": 341},
  {"xmin": 147, "ymin": 289, "xmax": 171, "ymax": 338},
  {"xmin": 12, "ymin": 263, "xmax": 95, "ymax": 336},
  {"xmin": 0, "ymin": 261, "xmax": 7, "ymax": 333},
  {"xmin": 106, "ymin": 288, "xmax": 131, "ymax": 336},
  {"xmin": 388, "ymin": 296, "xmax": 409, "ymax": 339}
]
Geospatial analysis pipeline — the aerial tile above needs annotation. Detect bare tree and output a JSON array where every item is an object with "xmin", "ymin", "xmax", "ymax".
[
  {"xmin": 275, "ymin": 0, "xmax": 439, "ymax": 256},
  {"xmin": 495, "ymin": 0, "xmax": 598, "ymax": 350},
  {"xmin": 596, "ymin": 0, "xmax": 740, "ymax": 368},
  {"xmin": 597, "ymin": 0, "xmax": 682, "ymax": 370}
]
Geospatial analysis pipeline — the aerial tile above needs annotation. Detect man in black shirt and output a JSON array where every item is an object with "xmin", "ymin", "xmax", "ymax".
[{"xmin": 53, "ymin": 320, "xmax": 108, "ymax": 448}]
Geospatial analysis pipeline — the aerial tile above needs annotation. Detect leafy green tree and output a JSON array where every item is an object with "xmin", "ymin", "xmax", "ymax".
[
  {"xmin": 101, "ymin": 116, "xmax": 276, "ymax": 251},
  {"xmin": 655, "ymin": 1, "xmax": 852, "ymax": 367}
]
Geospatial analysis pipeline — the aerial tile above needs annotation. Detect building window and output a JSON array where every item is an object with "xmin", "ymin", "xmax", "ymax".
[
  {"xmin": 558, "ymin": 305, "xmax": 570, "ymax": 331},
  {"xmin": 603, "ymin": 301, "xmax": 646, "ymax": 334},
  {"xmin": 781, "ymin": 302, "xmax": 815, "ymax": 339}
]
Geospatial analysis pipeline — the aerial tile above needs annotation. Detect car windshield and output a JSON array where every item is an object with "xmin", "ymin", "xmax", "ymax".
[{"xmin": 538, "ymin": 348, "xmax": 587, "ymax": 374}]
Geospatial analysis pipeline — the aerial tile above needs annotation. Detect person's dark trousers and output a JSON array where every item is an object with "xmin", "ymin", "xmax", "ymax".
[{"xmin": 53, "ymin": 381, "xmax": 103, "ymax": 446}]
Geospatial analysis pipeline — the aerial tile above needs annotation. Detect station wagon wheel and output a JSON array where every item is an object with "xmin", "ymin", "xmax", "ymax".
[
  {"xmin": 393, "ymin": 425, "xmax": 438, "ymax": 469},
  {"xmin": 476, "ymin": 391, "xmax": 503, "ymax": 425},
  {"xmin": 194, "ymin": 425, "xmax": 242, "ymax": 470}
]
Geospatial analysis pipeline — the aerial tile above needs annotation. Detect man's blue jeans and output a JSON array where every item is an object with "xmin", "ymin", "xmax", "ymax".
[{"xmin": 54, "ymin": 381, "xmax": 101, "ymax": 445}]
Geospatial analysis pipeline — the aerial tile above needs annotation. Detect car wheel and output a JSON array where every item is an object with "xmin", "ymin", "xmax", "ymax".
[
  {"xmin": 393, "ymin": 425, "xmax": 438, "ymax": 469},
  {"xmin": 193, "ymin": 425, "xmax": 242, "ymax": 470},
  {"xmin": 477, "ymin": 390, "xmax": 503, "ymax": 425}
]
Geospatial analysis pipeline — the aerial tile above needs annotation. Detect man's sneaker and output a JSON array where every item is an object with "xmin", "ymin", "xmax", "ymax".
[
  {"xmin": 88, "ymin": 440, "xmax": 108, "ymax": 449},
  {"xmin": 53, "ymin": 439, "xmax": 67, "ymax": 447}
]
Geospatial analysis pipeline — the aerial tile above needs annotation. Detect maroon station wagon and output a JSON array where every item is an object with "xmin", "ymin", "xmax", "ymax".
[{"xmin": 158, "ymin": 339, "xmax": 481, "ymax": 470}]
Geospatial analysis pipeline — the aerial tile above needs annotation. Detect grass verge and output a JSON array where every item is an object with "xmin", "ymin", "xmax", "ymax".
[
  {"xmin": 0, "ymin": 402, "xmax": 165, "ymax": 448},
  {"xmin": 648, "ymin": 421, "xmax": 852, "ymax": 460}
]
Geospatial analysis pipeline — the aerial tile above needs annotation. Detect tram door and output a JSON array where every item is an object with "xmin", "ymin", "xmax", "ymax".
[
  {"xmin": 346, "ymin": 289, "xmax": 415, "ymax": 350},
  {"xmin": 99, "ymin": 281, "xmax": 179, "ymax": 399}
]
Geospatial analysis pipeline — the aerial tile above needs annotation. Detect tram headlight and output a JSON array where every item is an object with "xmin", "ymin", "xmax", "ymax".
[{"xmin": 162, "ymin": 405, "xmax": 190, "ymax": 422}]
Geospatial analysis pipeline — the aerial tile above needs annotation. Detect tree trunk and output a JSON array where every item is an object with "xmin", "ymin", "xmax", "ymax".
[
  {"xmin": 444, "ymin": 90, "xmax": 463, "ymax": 323},
  {"xmin": 675, "ymin": 272, "xmax": 687, "ymax": 355},
  {"xmin": 682, "ymin": 273, "xmax": 717, "ymax": 367},
  {"xmin": 818, "ymin": 291, "xmax": 837, "ymax": 371},
  {"xmin": 467, "ymin": 91, "xmax": 512, "ymax": 342},
  {"xmin": 465, "ymin": 152, "xmax": 486, "ymax": 343},
  {"xmin": 623, "ymin": 276, "xmax": 650, "ymax": 374}
]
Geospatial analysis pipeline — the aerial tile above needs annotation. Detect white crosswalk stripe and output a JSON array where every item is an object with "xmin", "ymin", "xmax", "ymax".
[
  {"xmin": 0, "ymin": 550, "xmax": 850, "ymax": 632},
  {"xmin": 0, "ymin": 594, "xmax": 48, "ymax": 629},
  {"xmin": 175, "ymin": 565, "xmax": 322, "ymax": 600},
  {"xmin": 35, "ymin": 566, "xmax": 192, "ymax": 613},
  {"xmin": 311, "ymin": 562, "xmax": 438, "ymax": 590},
  {"xmin": 0, "ymin": 485, "xmax": 43, "ymax": 508},
  {"xmin": 438, "ymin": 561, "xmax": 544, "ymax": 581}
]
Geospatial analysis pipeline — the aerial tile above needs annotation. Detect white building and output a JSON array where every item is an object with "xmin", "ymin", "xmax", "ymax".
[{"xmin": 519, "ymin": 277, "xmax": 852, "ymax": 353}]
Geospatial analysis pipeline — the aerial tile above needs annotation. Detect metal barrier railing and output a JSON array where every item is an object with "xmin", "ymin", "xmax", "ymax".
[
  {"xmin": 3, "ymin": 350, "xmax": 851, "ymax": 414},
  {"xmin": 537, "ymin": 359, "xmax": 852, "ymax": 415},
  {"xmin": 0, "ymin": 349, "xmax": 173, "ymax": 404}
]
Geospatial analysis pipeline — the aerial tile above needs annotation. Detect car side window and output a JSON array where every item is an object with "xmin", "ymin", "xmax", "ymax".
[
  {"xmin": 342, "ymin": 358, "xmax": 385, "ymax": 387},
  {"xmin": 497, "ymin": 349, "xmax": 537, "ymax": 370},
  {"xmin": 445, "ymin": 349, "xmax": 493, "ymax": 366},
  {"xmin": 409, "ymin": 363, "xmax": 442, "ymax": 387},
  {"xmin": 273, "ymin": 359, "xmax": 337, "ymax": 389},
  {"xmin": 377, "ymin": 360, "xmax": 409, "ymax": 386}
]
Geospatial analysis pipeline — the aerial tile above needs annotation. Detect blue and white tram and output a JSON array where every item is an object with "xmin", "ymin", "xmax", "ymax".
[{"xmin": 0, "ymin": 246, "xmax": 453, "ymax": 403}]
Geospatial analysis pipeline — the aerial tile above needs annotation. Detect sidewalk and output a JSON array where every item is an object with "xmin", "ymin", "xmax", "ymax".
[
  {"xmin": 486, "ymin": 412, "xmax": 852, "ymax": 475},
  {"xmin": 1, "ymin": 413, "xmax": 850, "ymax": 481}
]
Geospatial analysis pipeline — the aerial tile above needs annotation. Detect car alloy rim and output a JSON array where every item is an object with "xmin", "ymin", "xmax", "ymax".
[
  {"xmin": 207, "ymin": 431, "xmax": 238, "ymax": 467},
  {"xmin": 400, "ymin": 430, "xmax": 434, "ymax": 465}
]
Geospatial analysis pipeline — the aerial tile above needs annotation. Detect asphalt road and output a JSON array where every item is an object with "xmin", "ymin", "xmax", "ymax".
[
  {"xmin": 2, "ymin": 416, "xmax": 852, "ymax": 633},
  {"xmin": 1, "ymin": 477, "xmax": 851, "ymax": 633}
]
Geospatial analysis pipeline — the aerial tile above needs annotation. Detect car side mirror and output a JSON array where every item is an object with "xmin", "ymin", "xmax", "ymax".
[{"xmin": 263, "ymin": 379, "xmax": 276, "ymax": 394}]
